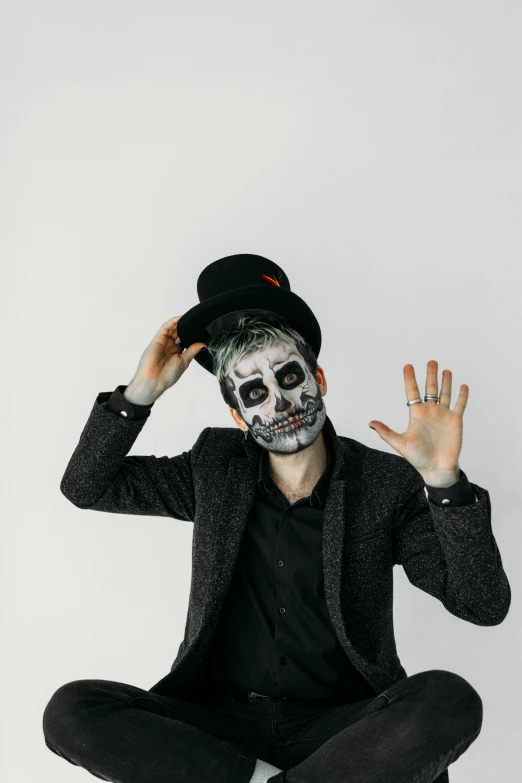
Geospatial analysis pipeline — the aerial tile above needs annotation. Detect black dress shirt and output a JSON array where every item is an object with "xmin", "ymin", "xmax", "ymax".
[{"xmin": 104, "ymin": 384, "xmax": 477, "ymax": 701}]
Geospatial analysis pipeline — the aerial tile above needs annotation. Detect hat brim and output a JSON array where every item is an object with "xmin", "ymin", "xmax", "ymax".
[{"xmin": 176, "ymin": 284, "xmax": 322, "ymax": 375}]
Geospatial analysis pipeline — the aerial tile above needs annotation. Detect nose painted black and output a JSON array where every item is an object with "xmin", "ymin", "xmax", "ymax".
[
  {"xmin": 251, "ymin": 392, "xmax": 293, "ymax": 428},
  {"xmin": 274, "ymin": 393, "xmax": 293, "ymax": 413}
]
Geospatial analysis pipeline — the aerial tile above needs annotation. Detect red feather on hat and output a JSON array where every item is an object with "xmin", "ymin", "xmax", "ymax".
[{"xmin": 261, "ymin": 274, "xmax": 280, "ymax": 287}]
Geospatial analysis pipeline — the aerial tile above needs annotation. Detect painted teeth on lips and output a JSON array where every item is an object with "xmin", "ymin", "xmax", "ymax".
[{"xmin": 270, "ymin": 410, "xmax": 314, "ymax": 431}]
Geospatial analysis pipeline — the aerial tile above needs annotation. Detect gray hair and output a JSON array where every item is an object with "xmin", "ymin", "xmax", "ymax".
[{"xmin": 206, "ymin": 311, "xmax": 318, "ymax": 412}]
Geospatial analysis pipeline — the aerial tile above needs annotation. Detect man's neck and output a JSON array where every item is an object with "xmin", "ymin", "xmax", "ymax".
[{"xmin": 267, "ymin": 430, "xmax": 328, "ymax": 489}]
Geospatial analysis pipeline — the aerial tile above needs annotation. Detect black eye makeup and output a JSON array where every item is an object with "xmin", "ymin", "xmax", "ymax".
[
  {"xmin": 275, "ymin": 361, "xmax": 305, "ymax": 389},
  {"xmin": 238, "ymin": 361, "xmax": 306, "ymax": 408}
]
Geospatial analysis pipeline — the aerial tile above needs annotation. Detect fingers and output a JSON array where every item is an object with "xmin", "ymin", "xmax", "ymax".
[
  {"xmin": 453, "ymin": 385, "xmax": 469, "ymax": 416},
  {"xmin": 157, "ymin": 315, "xmax": 181, "ymax": 333},
  {"xmin": 425, "ymin": 360, "xmax": 439, "ymax": 400},
  {"xmin": 183, "ymin": 343, "xmax": 207, "ymax": 363},
  {"xmin": 158, "ymin": 316, "xmax": 206, "ymax": 356},
  {"xmin": 405, "ymin": 360, "xmax": 441, "ymax": 405},
  {"xmin": 155, "ymin": 316, "xmax": 182, "ymax": 343},
  {"xmin": 404, "ymin": 363, "xmax": 422, "ymax": 404},
  {"xmin": 438, "ymin": 368, "xmax": 452, "ymax": 409},
  {"xmin": 405, "ymin": 361, "xmax": 467, "ymax": 415},
  {"xmin": 170, "ymin": 317, "xmax": 182, "ymax": 345}
]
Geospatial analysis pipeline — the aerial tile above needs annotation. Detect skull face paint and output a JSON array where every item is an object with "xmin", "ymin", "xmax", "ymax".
[{"xmin": 225, "ymin": 340, "xmax": 327, "ymax": 454}]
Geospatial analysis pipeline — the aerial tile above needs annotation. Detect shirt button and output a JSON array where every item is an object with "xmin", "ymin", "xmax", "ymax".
[
  {"xmin": 279, "ymin": 607, "xmax": 286, "ymax": 614},
  {"xmin": 120, "ymin": 410, "xmax": 128, "ymax": 417},
  {"xmin": 277, "ymin": 560, "xmax": 285, "ymax": 567},
  {"xmin": 280, "ymin": 656, "xmax": 287, "ymax": 665},
  {"xmin": 442, "ymin": 498, "xmax": 451, "ymax": 505}
]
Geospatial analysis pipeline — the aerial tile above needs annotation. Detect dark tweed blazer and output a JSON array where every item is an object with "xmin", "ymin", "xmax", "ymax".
[{"xmin": 60, "ymin": 391, "xmax": 511, "ymax": 783}]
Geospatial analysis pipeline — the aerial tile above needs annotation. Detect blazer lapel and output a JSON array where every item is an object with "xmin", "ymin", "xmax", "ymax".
[{"xmin": 201, "ymin": 450, "xmax": 259, "ymax": 628}]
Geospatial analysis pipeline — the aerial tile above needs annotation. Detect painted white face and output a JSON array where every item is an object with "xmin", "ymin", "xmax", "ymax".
[{"xmin": 225, "ymin": 340, "xmax": 327, "ymax": 454}]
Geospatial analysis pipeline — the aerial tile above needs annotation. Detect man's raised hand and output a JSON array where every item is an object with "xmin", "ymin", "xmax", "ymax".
[
  {"xmin": 368, "ymin": 360, "xmax": 469, "ymax": 485},
  {"xmin": 126, "ymin": 316, "xmax": 206, "ymax": 405}
]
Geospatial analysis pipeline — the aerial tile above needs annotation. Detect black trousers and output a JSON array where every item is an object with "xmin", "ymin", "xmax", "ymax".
[{"xmin": 42, "ymin": 668, "xmax": 482, "ymax": 783}]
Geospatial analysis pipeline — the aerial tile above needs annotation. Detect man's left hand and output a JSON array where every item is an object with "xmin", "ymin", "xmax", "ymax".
[{"xmin": 369, "ymin": 360, "xmax": 468, "ymax": 486}]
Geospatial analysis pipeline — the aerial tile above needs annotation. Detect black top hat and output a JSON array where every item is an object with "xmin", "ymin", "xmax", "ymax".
[{"xmin": 176, "ymin": 253, "xmax": 322, "ymax": 375}]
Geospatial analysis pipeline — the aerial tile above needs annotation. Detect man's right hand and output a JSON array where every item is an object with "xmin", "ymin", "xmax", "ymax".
[{"xmin": 125, "ymin": 316, "xmax": 207, "ymax": 405}]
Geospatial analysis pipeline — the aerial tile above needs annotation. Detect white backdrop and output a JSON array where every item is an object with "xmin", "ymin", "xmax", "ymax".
[{"xmin": 2, "ymin": 1, "xmax": 521, "ymax": 781}]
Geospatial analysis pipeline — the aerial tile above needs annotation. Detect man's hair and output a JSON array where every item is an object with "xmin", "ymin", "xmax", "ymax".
[{"xmin": 206, "ymin": 311, "xmax": 319, "ymax": 413}]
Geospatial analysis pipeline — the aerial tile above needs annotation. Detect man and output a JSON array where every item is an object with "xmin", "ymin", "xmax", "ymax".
[{"xmin": 43, "ymin": 254, "xmax": 510, "ymax": 783}]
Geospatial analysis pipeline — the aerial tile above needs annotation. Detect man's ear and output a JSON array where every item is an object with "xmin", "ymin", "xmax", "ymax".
[
  {"xmin": 229, "ymin": 406, "xmax": 248, "ymax": 432},
  {"xmin": 316, "ymin": 365, "xmax": 327, "ymax": 396}
]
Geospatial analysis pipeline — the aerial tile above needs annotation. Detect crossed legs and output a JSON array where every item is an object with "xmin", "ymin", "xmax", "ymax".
[{"xmin": 42, "ymin": 669, "xmax": 482, "ymax": 783}]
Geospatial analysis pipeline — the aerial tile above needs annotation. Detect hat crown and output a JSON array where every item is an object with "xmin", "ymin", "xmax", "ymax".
[
  {"xmin": 197, "ymin": 254, "xmax": 290, "ymax": 302},
  {"xmin": 176, "ymin": 252, "xmax": 321, "ymax": 375}
]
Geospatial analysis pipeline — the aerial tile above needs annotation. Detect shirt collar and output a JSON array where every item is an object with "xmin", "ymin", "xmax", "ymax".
[{"xmin": 257, "ymin": 429, "xmax": 332, "ymax": 507}]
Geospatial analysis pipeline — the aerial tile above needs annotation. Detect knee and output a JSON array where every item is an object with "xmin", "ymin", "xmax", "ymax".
[
  {"xmin": 422, "ymin": 669, "xmax": 483, "ymax": 736},
  {"xmin": 42, "ymin": 679, "xmax": 93, "ymax": 750}
]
